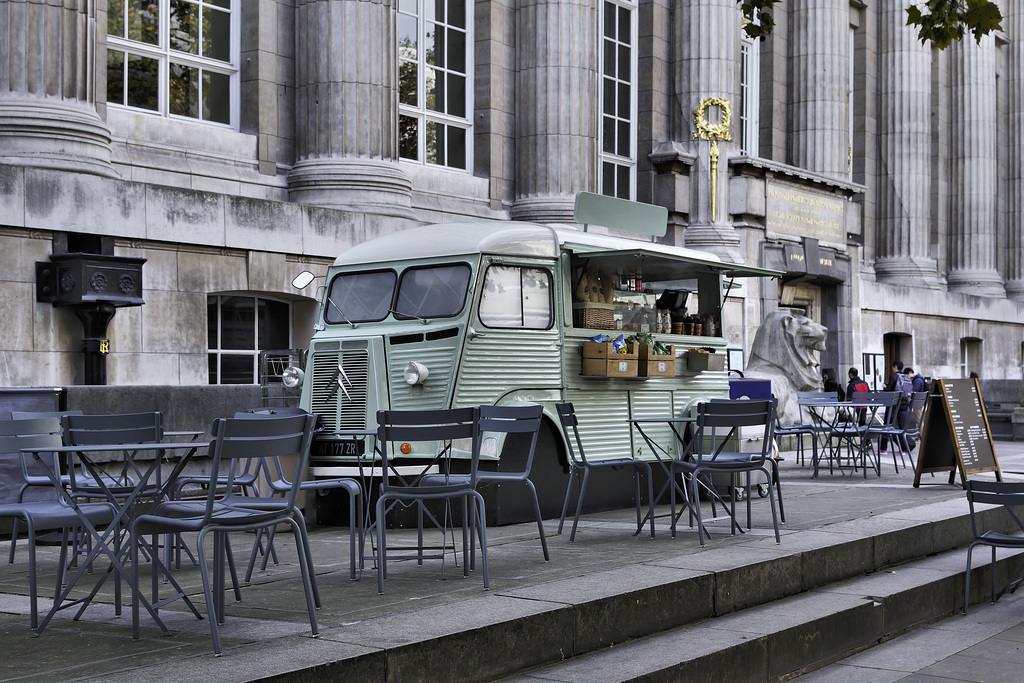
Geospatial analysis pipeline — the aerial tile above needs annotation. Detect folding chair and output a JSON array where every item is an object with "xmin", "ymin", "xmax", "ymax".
[{"xmin": 963, "ymin": 479, "xmax": 1024, "ymax": 614}]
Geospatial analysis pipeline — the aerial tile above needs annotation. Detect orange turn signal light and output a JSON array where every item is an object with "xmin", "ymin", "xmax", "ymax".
[{"xmin": 400, "ymin": 442, "xmax": 413, "ymax": 454}]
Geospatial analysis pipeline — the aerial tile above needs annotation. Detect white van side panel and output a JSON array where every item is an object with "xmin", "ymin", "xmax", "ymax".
[{"xmin": 454, "ymin": 328, "xmax": 563, "ymax": 408}]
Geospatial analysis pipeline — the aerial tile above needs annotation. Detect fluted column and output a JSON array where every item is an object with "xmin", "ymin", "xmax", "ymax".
[
  {"xmin": 0, "ymin": 0, "xmax": 114, "ymax": 176},
  {"xmin": 1007, "ymin": 4, "xmax": 1024, "ymax": 300},
  {"xmin": 510, "ymin": 0, "xmax": 598, "ymax": 222},
  {"xmin": 874, "ymin": 0, "xmax": 938, "ymax": 285},
  {"xmin": 788, "ymin": 0, "xmax": 849, "ymax": 179},
  {"xmin": 288, "ymin": 0, "xmax": 414, "ymax": 218},
  {"xmin": 674, "ymin": 0, "xmax": 741, "ymax": 259},
  {"xmin": 947, "ymin": 36, "xmax": 1005, "ymax": 297}
]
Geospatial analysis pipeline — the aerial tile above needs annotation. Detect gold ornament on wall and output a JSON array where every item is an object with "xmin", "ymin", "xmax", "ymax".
[{"xmin": 692, "ymin": 97, "xmax": 732, "ymax": 223}]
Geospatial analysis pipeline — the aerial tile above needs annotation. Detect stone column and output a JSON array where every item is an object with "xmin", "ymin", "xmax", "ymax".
[
  {"xmin": 0, "ymin": 0, "xmax": 114, "ymax": 176},
  {"xmin": 1007, "ymin": 4, "xmax": 1024, "ymax": 300},
  {"xmin": 947, "ymin": 36, "xmax": 1005, "ymax": 297},
  {"xmin": 874, "ymin": 0, "xmax": 938, "ymax": 285},
  {"xmin": 788, "ymin": 0, "xmax": 849, "ymax": 179},
  {"xmin": 510, "ymin": 0, "xmax": 598, "ymax": 223},
  {"xmin": 674, "ymin": 0, "xmax": 741, "ymax": 259},
  {"xmin": 288, "ymin": 0, "xmax": 414, "ymax": 218}
]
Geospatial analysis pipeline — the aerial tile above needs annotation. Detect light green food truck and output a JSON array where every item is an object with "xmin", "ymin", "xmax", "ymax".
[{"xmin": 285, "ymin": 214, "xmax": 778, "ymax": 523}]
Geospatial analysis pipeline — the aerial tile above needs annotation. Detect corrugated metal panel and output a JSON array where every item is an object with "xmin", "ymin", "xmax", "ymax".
[
  {"xmin": 453, "ymin": 329, "xmax": 562, "ymax": 408},
  {"xmin": 628, "ymin": 391, "xmax": 679, "ymax": 462},
  {"xmin": 386, "ymin": 342, "xmax": 459, "ymax": 410},
  {"xmin": 564, "ymin": 392, "xmax": 633, "ymax": 462}
]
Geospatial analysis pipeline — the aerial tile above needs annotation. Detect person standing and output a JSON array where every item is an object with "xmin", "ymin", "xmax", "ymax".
[
  {"xmin": 881, "ymin": 360, "xmax": 911, "ymax": 452},
  {"xmin": 822, "ymin": 368, "xmax": 846, "ymax": 401},
  {"xmin": 847, "ymin": 368, "xmax": 870, "ymax": 425}
]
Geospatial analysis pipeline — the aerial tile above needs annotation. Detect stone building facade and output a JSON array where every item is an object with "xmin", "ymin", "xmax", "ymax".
[{"xmin": 0, "ymin": 0, "xmax": 1021, "ymax": 399}]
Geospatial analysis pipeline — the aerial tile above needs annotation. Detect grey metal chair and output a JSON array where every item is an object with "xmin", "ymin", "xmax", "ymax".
[
  {"xmin": 6, "ymin": 411, "xmax": 83, "ymax": 564},
  {"xmin": 419, "ymin": 404, "xmax": 548, "ymax": 562},
  {"xmin": 670, "ymin": 399, "xmax": 779, "ymax": 545},
  {"xmin": 963, "ymin": 479, "xmax": 1024, "ymax": 614},
  {"xmin": 130, "ymin": 413, "xmax": 319, "ymax": 655},
  {"xmin": 860, "ymin": 391, "xmax": 907, "ymax": 474},
  {"xmin": 826, "ymin": 392, "xmax": 888, "ymax": 477},
  {"xmin": 554, "ymin": 402, "xmax": 654, "ymax": 542},
  {"xmin": 0, "ymin": 417, "xmax": 117, "ymax": 629},
  {"xmin": 234, "ymin": 410, "xmax": 364, "ymax": 581},
  {"xmin": 374, "ymin": 407, "xmax": 486, "ymax": 595},
  {"xmin": 60, "ymin": 412, "xmax": 164, "ymax": 497}
]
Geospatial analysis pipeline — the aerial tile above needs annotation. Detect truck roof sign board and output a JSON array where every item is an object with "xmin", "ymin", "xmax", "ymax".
[{"xmin": 573, "ymin": 192, "xmax": 668, "ymax": 237}]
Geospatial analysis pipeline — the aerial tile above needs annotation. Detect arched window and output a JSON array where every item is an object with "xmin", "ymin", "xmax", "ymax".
[{"xmin": 208, "ymin": 294, "xmax": 291, "ymax": 384}]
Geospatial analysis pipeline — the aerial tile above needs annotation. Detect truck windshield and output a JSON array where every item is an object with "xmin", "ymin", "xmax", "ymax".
[
  {"xmin": 325, "ymin": 269, "xmax": 396, "ymax": 324},
  {"xmin": 394, "ymin": 264, "xmax": 472, "ymax": 320}
]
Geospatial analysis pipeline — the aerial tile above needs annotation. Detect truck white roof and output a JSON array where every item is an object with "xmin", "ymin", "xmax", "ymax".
[{"xmin": 334, "ymin": 221, "xmax": 727, "ymax": 268}]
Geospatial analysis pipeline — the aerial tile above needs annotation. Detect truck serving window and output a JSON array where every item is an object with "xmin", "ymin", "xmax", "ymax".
[
  {"xmin": 479, "ymin": 265, "xmax": 553, "ymax": 329},
  {"xmin": 394, "ymin": 264, "xmax": 472, "ymax": 320},
  {"xmin": 325, "ymin": 269, "xmax": 396, "ymax": 324}
]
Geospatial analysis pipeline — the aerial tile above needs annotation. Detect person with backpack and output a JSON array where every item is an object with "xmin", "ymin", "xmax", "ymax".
[
  {"xmin": 881, "ymin": 360, "xmax": 911, "ymax": 452},
  {"xmin": 847, "ymin": 367, "xmax": 871, "ymax": 426}
]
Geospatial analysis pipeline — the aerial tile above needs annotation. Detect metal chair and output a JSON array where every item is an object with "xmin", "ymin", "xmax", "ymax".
[
  {"xmin": 375, "ymin": 407, "xmax": 487, "ymax": 595},
  {"xmin": 130, "ymin": 413, "xmax": 319, "ymax": 655},
  {"xmin": 60, "ymin": 412, "xmax": 164, "ymax": 497},
  {"xmin": 826, "ymin": 392, "xmax": 888, "ymax": 477},
  {"xmin": 0, "ymin": 417, "xmax": 117, "ymax": 629},
  {"xmin": 963, "ymin": 479, "xmax": 1024, "ymax": 614},
  {"xmin": 419, "ymin": 404, "xmax": 549, "ymax": 562},
  {"xmin": 6, "ymin": 411, "xmax": 83, "ymax": 564},
  {"xmin": 233, "ymin": 410, "xmax": 365, "ymax": 581},
  {"xmin": 670, "ymin": 399, "xmax": 779, "ymax": 545},
  {"xmin": 783, "ymin": 392, "xmax": 837, "ymax": 468},
  {"xmin": 554, "ymin": 402, "xmax": 654, "ymax": 542},
  {"xmin": 860, "ymin": 392, "xmax": 906, "ymax": 474}
]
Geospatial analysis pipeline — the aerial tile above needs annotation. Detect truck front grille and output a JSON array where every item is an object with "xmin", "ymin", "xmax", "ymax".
[{"xmin": 309, "ymin": 350, "xmax": 369, "ymax": 431}]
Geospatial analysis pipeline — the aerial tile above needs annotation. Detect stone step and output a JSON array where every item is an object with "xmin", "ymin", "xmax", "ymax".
[
  {"xmin": 289, "ymin": 497, "xmax": 1017, "ymax": 682},
  {"xmin": 497, "ymin": 545, "xmax": 1024, "ymax": 682}
]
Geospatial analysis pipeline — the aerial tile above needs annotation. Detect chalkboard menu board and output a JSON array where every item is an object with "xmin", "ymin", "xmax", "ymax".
[{"xmin": 913, "ymin": 378, "xmax": 1001, "ymax": 487}]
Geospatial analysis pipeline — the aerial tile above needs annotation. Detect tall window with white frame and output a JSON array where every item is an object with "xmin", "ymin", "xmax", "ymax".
[
  {"xmin": 739, "ymin": 33, "xmax": 759, "ymax": 157},
  {"xmin": 398, "ymin": 0, "xmax": 471, "ymax": 170},
  {"xmin": 208, "ymin": 295, "xmax": 291, "ymax": 384},
  {"xmin": 600, "ymin": 0, "xmax": 637, "ymax": 200},
  {"xmin": 106, "ymin": 0, "xmax": 237, "ymax": 126}
]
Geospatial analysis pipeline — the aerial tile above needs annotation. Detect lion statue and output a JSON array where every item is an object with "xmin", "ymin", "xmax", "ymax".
[{"xmin": 744, "ymin": 310, "xmax": 827, "ymax": 424}]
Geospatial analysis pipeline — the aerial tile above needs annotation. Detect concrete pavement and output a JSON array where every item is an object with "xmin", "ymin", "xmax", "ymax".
[{"xmin": 1, "ymin": 440, "xmax": 1023, "ymax": 682}]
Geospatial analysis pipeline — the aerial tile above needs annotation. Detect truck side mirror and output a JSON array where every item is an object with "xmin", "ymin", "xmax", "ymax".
[{"xmin": 292, "ymin": 271, "xmax": 316, "ymax": 289}]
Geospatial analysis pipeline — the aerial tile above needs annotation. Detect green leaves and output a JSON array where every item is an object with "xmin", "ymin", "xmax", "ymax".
[
  {"xmin": 737, "ymin": 1, "xmax": 1002, "ymax": 50},
  {"xmin": 905, "ymin": 0, "xmax": 1003, "ymax": 49},
  {"xmin": 739, "ymin": 0, "xmax": 782, "ymax": 41}
]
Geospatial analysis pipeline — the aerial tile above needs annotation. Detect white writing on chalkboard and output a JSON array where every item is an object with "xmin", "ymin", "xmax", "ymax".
[{"xmin": 914, "ymin": 378, "xmax": 1000, "ymax": 488}]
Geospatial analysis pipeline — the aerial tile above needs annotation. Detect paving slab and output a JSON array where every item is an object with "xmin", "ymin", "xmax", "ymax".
[{"xmin": 1, "ymin": 441, "xmax": 1023, "ymax": 682}]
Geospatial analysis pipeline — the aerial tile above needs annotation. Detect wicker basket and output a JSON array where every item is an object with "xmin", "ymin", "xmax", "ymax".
[{"xmin": 572, "ymin": 302, "xmax": 615, "ymax": 329}]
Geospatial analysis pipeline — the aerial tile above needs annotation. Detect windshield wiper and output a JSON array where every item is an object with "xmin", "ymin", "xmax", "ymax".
[
  {"xmin": 390, "ymin": 308, "xmax": 429, "ymax": 324},
  {"xmin": 327, "ymin": 298, "xmax": 356, "ymax": 328}
]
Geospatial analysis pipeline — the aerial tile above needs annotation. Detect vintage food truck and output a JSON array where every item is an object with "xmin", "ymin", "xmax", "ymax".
[{"xmin": 285, "ymin": 212, "xmax": 778, "ymax": 523}]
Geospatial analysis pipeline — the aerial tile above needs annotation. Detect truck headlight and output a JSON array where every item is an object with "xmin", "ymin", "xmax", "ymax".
[
  {"xmin": 403, "ymin": 361, "xmax": 429, "ymax": 385},
  {"xmin": 282, "ymin": 366, "xmax": 305, "ymax": 388}
]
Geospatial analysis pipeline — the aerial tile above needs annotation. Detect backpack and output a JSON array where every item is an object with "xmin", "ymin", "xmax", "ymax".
[
  {"xmin": 854, "ymin": 381, "xmax": 870, "ymax": 395},
  {"xmin": 895, "ymin": 373, "xmax": 913, "ymax": 402}
]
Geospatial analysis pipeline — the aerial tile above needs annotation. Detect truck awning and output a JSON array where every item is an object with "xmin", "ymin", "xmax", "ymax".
[{"xmin": 562, "ymin": 243, "xmax": 784, "ymax": 281}]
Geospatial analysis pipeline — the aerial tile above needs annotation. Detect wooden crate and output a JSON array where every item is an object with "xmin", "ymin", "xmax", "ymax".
[
  {"xmin": 638, "ymin": 345, "xmax": 675, "ymax": 377},
  {"xmin": 572, "ymin": 302, "xmax": 615, "ymax": 330},
  {"xmin": 581, "ymin": 342, "xmax": 638, "ymax": 377},
  {"xmin": 582, "ymin": 357, "xmax": 638, "ymax": 377},
  {"xmin": 687, "ymin": 351, "xmax": 725, "ymax": 372}
]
